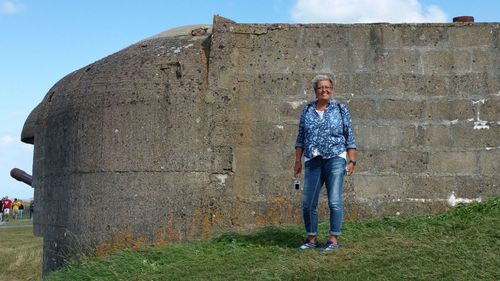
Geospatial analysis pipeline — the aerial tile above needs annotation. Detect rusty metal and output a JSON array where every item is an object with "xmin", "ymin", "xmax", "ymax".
[
  {"xmin": 453, "ymin": 16, "xmax": 474, "ymax": 23},
  {"xmin": 10, "ymin": 168, "xmax": 33, "ymax": 187}
]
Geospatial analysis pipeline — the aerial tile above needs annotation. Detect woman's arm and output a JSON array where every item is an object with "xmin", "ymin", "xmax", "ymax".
[
  {"xmin": 346, "ymin": 148, "xmax": 356, "ymax": 176},
  {"xmin": 294, "ymin": 147, "xmax": 304, "ymax": 178}
]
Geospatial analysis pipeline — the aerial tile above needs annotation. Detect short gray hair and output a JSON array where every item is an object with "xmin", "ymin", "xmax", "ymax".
[{"xmin": 311, "ymin": 74, "xmax": 334, "ymax": 90}]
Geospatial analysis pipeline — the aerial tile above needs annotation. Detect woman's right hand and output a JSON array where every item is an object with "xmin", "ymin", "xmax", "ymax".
[{"xmin": 294, "ymin": 161, "xmax": 302, "ymax": 178}]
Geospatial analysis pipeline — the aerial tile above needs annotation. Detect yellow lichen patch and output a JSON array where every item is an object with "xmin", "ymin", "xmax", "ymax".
[
  {"xmin": 95, "ymin": 243, "xmax": 112, "ymax": 257},
  {"xmin": 267, "ymin": 196, "xmax": 289, "ymax": 207},
  {"xmin": 200, "ymin": 213, "xmax": 212, "ymax": 239},
  {"xmin": 111, "ymin": 230, "xmax": 133, "ymax": 250},
  {"xmin": 188, "ymin": 208, "xmax": 204, "ymax": 238},
  {"xmin": 345, "ymin": 203, "xmax": 360, "ymax": 220},
  {"xmin": 95, "ymin": 229, "xmax": 146, "ymax": 257},
  {"xmin": 266, "ymin": 209, "xmax": 279, "ymax": 225},
  {"xmin": 287, "ymin": 203, "xmax": 299, "ymax": 219},
  {"xmin": 166, "ymin": 214, "xmax": 180, "ymax": 241},
  {"xmin": 254, "ymin": 215, "xmax": 269, "ymax": 225},
  {"xmin": 153, "ymin": 227, "xmax": 166, "ymax": 245},
  {"xmin": 264, "ymin": 196, "xmax": 297, "ymax": 224},
  {"xmin": 132, "ymin": 236, "xmax": 144, "ymax": 251}
]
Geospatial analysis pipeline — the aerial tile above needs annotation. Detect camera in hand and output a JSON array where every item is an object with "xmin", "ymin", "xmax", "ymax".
[{"xmin": 293, "ymin": 179, "xmax": 300, "ymax": 190}]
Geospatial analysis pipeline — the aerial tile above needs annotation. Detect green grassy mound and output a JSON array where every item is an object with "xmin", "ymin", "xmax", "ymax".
[{"xmin": 44, "ymin": 196, "xmax": 500, "ymax": 281}]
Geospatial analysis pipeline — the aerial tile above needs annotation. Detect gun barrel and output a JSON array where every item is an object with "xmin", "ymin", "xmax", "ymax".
[{"xmin": 10, "ymin": 168, "xmax": 33, "ymax": 187}]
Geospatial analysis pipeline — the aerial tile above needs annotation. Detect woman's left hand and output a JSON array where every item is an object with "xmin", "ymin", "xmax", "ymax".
[{"xmin": 346, "ymin": 163, "xmax": 355, "ymax": 176}]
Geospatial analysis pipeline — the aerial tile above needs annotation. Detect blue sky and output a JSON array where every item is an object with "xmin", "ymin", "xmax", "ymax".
[{"xmin": 1, "ymin": 0, "xmax": 498, "ymax": 200}]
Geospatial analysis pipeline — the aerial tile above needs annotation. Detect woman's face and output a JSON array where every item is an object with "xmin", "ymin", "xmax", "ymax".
[{"xmin": 315, "ymin": 80, "xmax": 333, "ymax": 102}]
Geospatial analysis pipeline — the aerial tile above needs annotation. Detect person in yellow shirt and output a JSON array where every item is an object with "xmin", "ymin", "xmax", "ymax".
[{"xmin": 12, "ymin": 199, "xmax": 21, "ymax": 220}]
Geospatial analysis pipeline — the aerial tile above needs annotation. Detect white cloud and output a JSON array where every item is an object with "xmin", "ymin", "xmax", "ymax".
[
  {"xmin": 0, "ymin": 0, "xmax": 24, "ymax": 15},
  {"xmin": 0, "ymin": 135, "xmax": 15, "ymax": 145},
  {"xmin": 291, "ymin": 0, "xmax": 447, "ymax": 23}
]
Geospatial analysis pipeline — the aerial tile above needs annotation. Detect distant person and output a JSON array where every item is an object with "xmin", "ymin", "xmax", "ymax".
[
  {"xmin": 294, "ymin": 74, "xmax": 356, "ymax": 253},
  {"xmin": 2, "ymin": 196, "xmax": 12, "ymax": 221},
  {"xmin": 12, "ymin": 198, "xmax": 20, "ymax": 220},
  {"xmin": 0, "ymin": 197, "xmax": 4, "ymax": 222},
  {"xmin": 29, "ymin": 200, "xmax": 34, "ymax": 220},
  {"xmin": 18, "ymin": 202, "xmax": 25, "ymax": 219}
]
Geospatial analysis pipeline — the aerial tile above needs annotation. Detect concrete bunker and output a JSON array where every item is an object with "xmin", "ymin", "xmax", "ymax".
[{"xmin": 20, "ymin": 16, "xmax": 499, "ymax": 273}]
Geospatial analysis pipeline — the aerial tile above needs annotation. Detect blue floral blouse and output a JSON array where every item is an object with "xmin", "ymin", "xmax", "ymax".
[{"xmin": 295, "ymin": 100, "xmax": 356, "ymax": 159}]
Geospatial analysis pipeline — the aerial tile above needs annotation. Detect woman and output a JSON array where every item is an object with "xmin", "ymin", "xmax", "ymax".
[{"xmin": 294, "ymin": 74, "xmax": 356, "ymax": 253}]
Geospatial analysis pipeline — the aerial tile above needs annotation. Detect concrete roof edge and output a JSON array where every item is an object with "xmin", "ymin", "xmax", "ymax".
[{"xmin": 140, "ymin": 24, "xmax": 213, "ymax": 42}]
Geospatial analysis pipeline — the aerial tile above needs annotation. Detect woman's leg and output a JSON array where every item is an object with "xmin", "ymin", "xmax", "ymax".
[
  {"xmin": 323, "ymin": 157, "xmax": 346, "ymax": 242},
  {"xmin": 302, "ymin": 157, "xmax": 324, "ymax": 239}
]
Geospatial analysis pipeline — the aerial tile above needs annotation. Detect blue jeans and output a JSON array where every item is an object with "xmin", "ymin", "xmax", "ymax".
[{"xmin": 303, "ymin": 156, "xmax": 346, "ymax": 237}]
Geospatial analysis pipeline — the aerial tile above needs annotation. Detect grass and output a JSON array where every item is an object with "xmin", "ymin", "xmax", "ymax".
[
  {"xmin": 40, "ymin": 196, "xmax": 500, "ymax": 281},
  {"xmin": 0, "ymin": 220, "xmax": 43, "ymax": 281}
]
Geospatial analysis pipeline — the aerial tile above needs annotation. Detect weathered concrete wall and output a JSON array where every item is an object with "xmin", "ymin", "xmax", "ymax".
[
  {"xmin": 21, "ymin": 16, "xmax": 499, "ymax": 273},
  {"xmin": 208, "ymin": 17, "xmax": 499, "ymax": 217}
]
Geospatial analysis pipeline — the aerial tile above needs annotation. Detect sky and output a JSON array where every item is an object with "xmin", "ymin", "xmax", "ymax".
[{"xmin": 1, "ymin": 0, "xmax": 498, "ymax": 200}]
